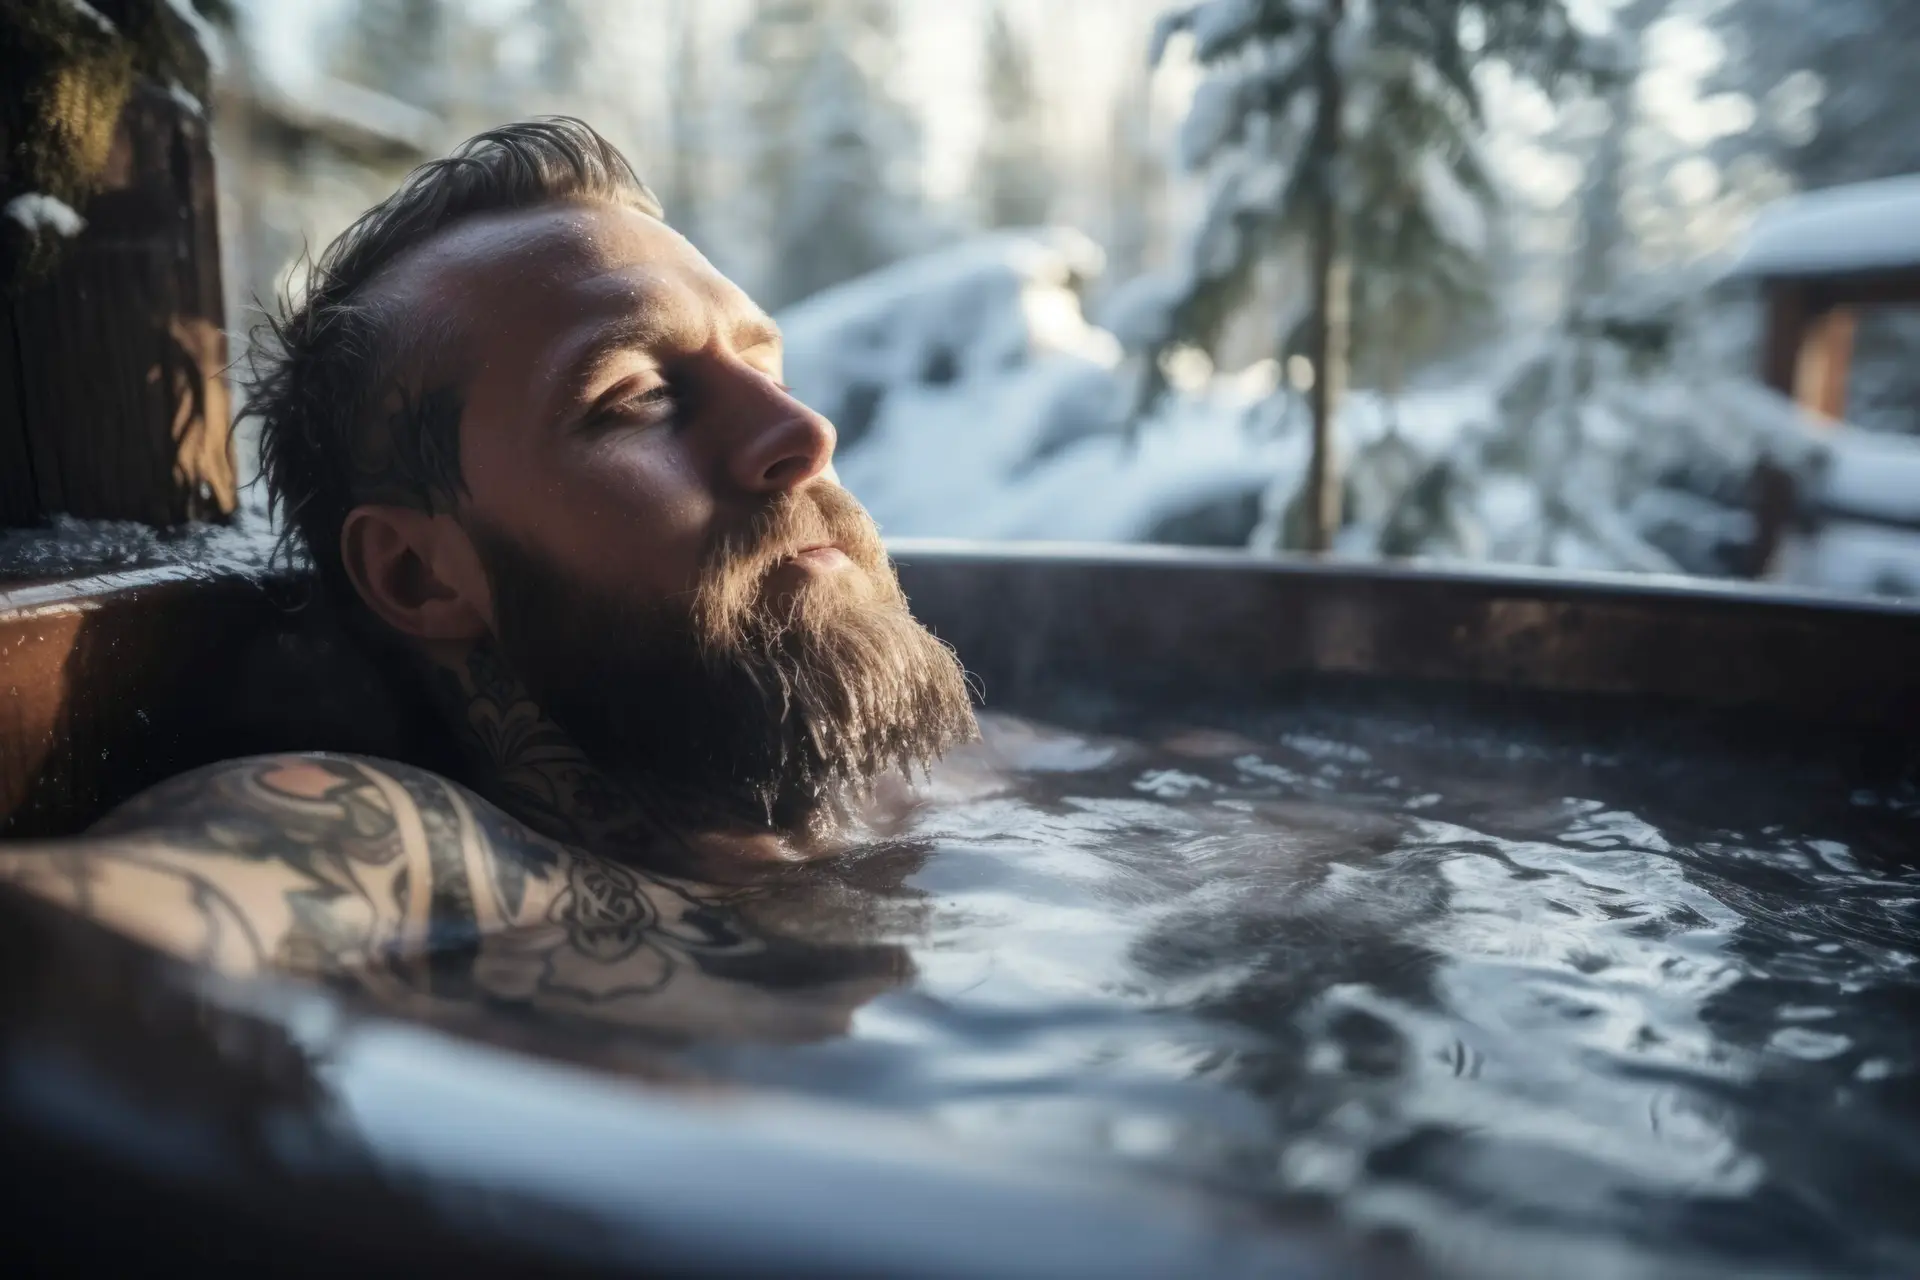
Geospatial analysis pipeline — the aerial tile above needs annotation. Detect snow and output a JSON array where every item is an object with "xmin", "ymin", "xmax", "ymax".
[
  {"xmin": 1732, "ymin": 174, "xmax": 1920, "ymax": 278},
  {"xmin": 784, "ymin": 228, "xmax": 1860, "ymax": 586},
  {"xmin": 1419, "ymin": 152, "xmax": 1488, "ymax": 256},
  {"xmin": 61, "ymin": 0, "xmax": 116, "ymax": 37},
  {"xmin": 1475, "ymin": 473, "xmax": 1545, "ymax": 546},
  {"xmin": 1626, "ymin": 487, "xmax": 1754, "ymax": 573},
  {"xmin": 783, "ymin": 229, "xmax": 1285, "ymax": 546},
  {"xmin": 1190, "ymin": 0, "xmax": 1263, "ymax": 59},
  {"xmin": 1450, "ymin": 325, "xmax": 1835, "ymax": 576},
  {"xmin": 1148, "ymin": 9, "xmax": 1192, "ymax": 66},
  {"xmin": 1778, "ymin": 522, "xmax": 1920, "ymax": 598},
  {"xmin": 842, "ymin": 375, "xmax": 1289, "ymax": 543},
  {"xmin": 1818, "ymin": 428, "xmax": 1920, "ymax": 526},
  {"xmin": 1098, "ymin": 270, "xmax": 1186, "ymax": 351},
  {"xmin": 779, "ymin": 227, "xmax": 1119, "ymax": 457},
  {"xmin": 0, "ymin": 507, "xmax": 281, "ymax": 584},
  {"xmin": 4, "ymin": 193, "xmax": 85, "ymax": 239},
  {"xmin": 163, "ymin": 0, "xmax": 225, "ymax": 72},
  {"xmin": 166, "ymin": 79, "xmax": 206, "ymax": 119},
  {"xmin": 1179, "ymin": 72, "xmax": 1247, "ymax": 170}
]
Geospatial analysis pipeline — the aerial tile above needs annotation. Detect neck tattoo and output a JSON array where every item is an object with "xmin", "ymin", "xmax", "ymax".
[{"xmin": 427, "ymin": 639, "xmax": 672, "ymax": 862}]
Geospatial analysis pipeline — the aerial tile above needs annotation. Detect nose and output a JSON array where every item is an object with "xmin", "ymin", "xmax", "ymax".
[{"xmin": 722, "ymin": 372, "xmax": 838, "ymax": 495}]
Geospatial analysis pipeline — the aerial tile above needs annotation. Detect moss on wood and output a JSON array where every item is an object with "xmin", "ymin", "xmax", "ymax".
[{"xmin": 0, "ymin": 0, "xmax": 231, "ymax": 287}]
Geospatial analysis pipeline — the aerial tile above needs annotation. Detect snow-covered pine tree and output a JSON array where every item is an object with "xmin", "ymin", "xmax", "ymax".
[
  {"xmin": 1322, "ymin": 54, "xmax": 1502, "ymax": 548},
  {"xmin": 1343, "ymin": 51, "xmax": 1498, "ymax": 426},
  {"xmin": 975, "ymin": 4, "xmax": 1055, "ymax": 229},
  {"xmin": 1428, "ymin": 0, "xmax": 1691, "ymax": 573},
  {"xmin": 736, "ymin": 0, "xmax": 923, "ymax": 312},
  {"xmin": 1124, "ymin": 0, "xmax": 1584, "ymax": 551}
]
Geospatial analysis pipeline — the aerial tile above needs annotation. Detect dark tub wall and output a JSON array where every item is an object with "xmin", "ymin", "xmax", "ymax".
[
  {"xmin": 891, "ymin": 544, "xmax": 1920, "ymax": 727},
  {"xmin": 0, "ymin": 568, "xmax": 437, "ymax": 838},
  {"xmin": 4, "ymin": 546, "xmax": 1919, "ymax": 837}
]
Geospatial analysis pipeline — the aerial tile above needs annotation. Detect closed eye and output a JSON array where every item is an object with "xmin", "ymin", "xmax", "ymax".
[{"xmin": 590, "ymin": 383, "xmax": 675, "ymax": 428}]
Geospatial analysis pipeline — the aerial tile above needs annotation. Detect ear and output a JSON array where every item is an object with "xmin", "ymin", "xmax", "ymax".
[{"xmin": 340, "ymin": 504, "xmax": 491, "ymax": 642}]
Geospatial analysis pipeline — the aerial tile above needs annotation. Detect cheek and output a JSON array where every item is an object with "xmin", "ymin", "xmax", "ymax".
[
  {"xmin": 563, "ymin": 438, "xmax": 717, "ymax": 594},
  {"xmin": 476, "ymin": 433, "xmax": 716, "ymax": 598}
]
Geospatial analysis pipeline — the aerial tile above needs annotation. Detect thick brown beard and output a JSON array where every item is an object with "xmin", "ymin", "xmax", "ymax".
[{"xmin": 471, "ymin": 485, "xmax": 978, "ymax": 838}]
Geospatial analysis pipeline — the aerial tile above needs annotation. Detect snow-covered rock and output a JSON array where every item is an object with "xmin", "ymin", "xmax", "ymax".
[
  {"xmin": 782, "ymin": 229, "xmax": 1289, "ymax": 546},
  {"xmin": 781, "ymin": 229, "xmax": 1117, "ymax": 451}
]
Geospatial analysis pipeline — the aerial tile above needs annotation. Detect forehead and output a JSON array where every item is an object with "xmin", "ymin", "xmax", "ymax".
[{"xmin": 373, "ymin": 199, "xmax": 753, "ymax": 358}]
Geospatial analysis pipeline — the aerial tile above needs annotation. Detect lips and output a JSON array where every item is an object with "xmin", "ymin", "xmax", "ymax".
[{"xmin": 786, "ymin": 544, "xmax": 852, "ymax": 569}]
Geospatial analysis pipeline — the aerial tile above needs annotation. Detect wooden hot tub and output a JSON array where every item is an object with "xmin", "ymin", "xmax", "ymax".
[{"xmin": 0, "ymin": 543, "xmax": 1916, "ymax": 1278}]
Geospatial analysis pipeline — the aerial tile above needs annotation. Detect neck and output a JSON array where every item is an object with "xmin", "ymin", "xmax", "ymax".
[{"xmin": 421, "ymin": 638, "xmax": 800, "ymax": 874}]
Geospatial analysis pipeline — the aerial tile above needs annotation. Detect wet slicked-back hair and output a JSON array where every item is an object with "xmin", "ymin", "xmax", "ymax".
[{"xmin": 247, "ymin": 117, "xmax": 663, "ymax": 605}]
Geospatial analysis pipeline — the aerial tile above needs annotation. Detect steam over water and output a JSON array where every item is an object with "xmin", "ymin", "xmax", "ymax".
[{"xmin": 656, "ymin": 696, "xmax": 1920, "ymax": 1278}]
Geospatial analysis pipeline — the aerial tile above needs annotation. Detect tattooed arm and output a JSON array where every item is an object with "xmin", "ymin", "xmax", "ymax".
[{"xmin": 0, "ymin": 755, "xmax": 904, "ymax": 1041}]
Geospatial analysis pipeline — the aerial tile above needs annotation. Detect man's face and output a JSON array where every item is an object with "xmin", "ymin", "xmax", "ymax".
[
  {"xmin": 373, "ymin": 198, "xmax": 975, "ymax": 834},
  {"xmin": 400, "ymin": 199, "xmax": 822, "ymax": 610}
]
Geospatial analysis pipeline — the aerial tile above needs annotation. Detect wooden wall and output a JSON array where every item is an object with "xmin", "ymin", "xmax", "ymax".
[{"xmin": 1, "ymin": 80, "xmax": 235, "ymax": 530}]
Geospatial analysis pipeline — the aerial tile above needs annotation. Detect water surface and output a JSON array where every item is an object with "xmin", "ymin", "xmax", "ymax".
[{"xmin": 523, "ymin": 699, "xmax": 1920, "ymax": 1277}]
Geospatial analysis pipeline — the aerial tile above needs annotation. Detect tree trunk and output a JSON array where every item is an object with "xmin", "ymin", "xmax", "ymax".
[
  {"xmin": 0, "ymin": 78, "xmax": 235, "ymax": 531},
  {"xmin": 1302, "ymin": 0, "xmax": 1348, "ymax": 553}
]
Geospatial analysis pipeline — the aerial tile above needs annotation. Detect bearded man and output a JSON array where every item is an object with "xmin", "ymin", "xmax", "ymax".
[{"xmin": 0, "ymin": 119, "xmax": 977, "ymax": 1034}]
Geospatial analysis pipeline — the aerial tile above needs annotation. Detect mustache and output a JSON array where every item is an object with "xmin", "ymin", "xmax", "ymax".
[{"xmin": 697, "ymin": 485, "xmax": 893, "ymax": 620}]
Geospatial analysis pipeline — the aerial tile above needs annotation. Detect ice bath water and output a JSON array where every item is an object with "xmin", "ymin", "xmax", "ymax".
[{"xmin": 497, "ymin": 697, "xmax": 1920, "ymax": 1278}]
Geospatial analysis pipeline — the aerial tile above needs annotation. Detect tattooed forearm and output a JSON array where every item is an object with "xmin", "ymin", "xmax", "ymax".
[
  {"xmin": 0, "ymin": 752, "xmax": 911, "ymax": 1042},
  {"xmin": 4, "ymin": 757, "xmax": 426, "ymax": 977},
  {"xmin": 0, "ymin": 752, "xmax": 912, "ymax": 1042},
  {"xmin": 0, "ymin": 842, "xmax": 275, "ymax": 972},
  {"xmin": 0, "ymin": 754, "xmax": 706, "ymax": 982}
]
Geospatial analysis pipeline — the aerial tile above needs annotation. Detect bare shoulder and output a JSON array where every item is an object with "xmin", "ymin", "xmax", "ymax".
[
  {"xmin": 0, "ymin": 755, "xmax": 904, "ymax": 1042},
  {"xmin": 95, "ymin": 752, "xmax": 578, "ymax": 927},
  {"xmin": 0, "ymin": 752, "xmax": 730, "ymax": 983},
  {"xmin": 88, "ymin": 752, "xmax": 542, "ymax": 861}
]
